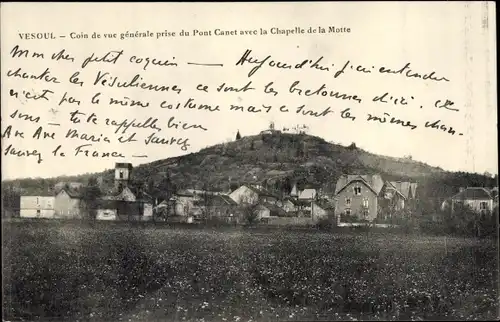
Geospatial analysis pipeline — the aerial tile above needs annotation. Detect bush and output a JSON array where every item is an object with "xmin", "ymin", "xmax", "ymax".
[
  {"xmin": 417, "ymin": 203, "xmax": 499, "ymax": 238},
  {"xmin": 315, "ymin": 213, "xmax": 338, "ymax": 230}
]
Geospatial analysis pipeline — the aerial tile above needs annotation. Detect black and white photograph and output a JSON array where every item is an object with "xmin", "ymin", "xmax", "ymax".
[{"xmin": 1, "ymin": 2, "xmax": 498, "ymax": 321}]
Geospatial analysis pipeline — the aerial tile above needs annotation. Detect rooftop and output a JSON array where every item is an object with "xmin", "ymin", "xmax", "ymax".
[
  {"xmin": 452, "ymin": 187, "xmax": 492, "ymax": 200},
  {"xmin": 335, "ymin": 174, "xmax": 385, "ymax": 195}
]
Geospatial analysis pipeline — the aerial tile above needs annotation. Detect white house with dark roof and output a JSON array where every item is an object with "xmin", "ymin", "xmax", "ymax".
[{"xmin": 450, "ymin": 187, "xmax": 494, "ymax": 213}]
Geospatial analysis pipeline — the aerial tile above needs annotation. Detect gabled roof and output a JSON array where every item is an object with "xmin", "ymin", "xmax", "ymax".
[
  {"xmin": 54, "ymin": 181, "xmax": 83, "ymax": 190},
  {"xmin": 390, "ymin": 181, "xmax": 411, "ymax": 199},
  {"xmin": 54, "ymin": 182, "xmax": 83, "ymax": 198},
  {"xmin": 104, "ymin": 186, "xmax": 135, "ymax": 201},
  {"xmin": 385, "ymin": 182, "xmax": 408, "ymax": 200},
  {"xmin": 57, "ymin": 187, "xmax": 82, "ymax": 199},
  {"xmin": 335, "ymin": 174, "xmax": 384, "ymax": 195},
  {"xmin": 298, "ymin": 189, "xmax": 316, "ymax": 200},
  {"xmin": 452, "ymin": 187, "xmax": 492, "ymax": 200}
]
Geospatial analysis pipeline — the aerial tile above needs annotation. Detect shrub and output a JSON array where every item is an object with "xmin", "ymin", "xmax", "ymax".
[{"xmin": 315, "ymin": 213, "xmax": 338, "ymax": 230}]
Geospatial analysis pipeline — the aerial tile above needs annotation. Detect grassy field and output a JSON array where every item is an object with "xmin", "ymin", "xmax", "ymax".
[{"xmin": 2, "ymin": 221, "xmax": 499, "ymax": 321}]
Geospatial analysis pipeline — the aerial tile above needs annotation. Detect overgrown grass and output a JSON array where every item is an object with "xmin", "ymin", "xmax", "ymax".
[{"xmin": 2, "ymin": 221, "xmax": 498, "ymax": 321}]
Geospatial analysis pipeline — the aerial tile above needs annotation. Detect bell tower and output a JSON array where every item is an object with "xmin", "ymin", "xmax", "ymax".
[{"xmin": 115, "ymin": 162, "xmax": 133, "ymax": 190}]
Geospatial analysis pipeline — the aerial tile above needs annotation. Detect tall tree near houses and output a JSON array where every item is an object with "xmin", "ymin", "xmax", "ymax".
[
  {"xmin": 235, "ymin": 130, "xmax": 242, "ymax": 140},
  {"xmin": 158, "ymin": 172, "xmax": 176, "ymax": 201},
  {"xmin": 200, "ymin": 182, "xmax": 214, "ymax": 222},
  {"xmin": 81, "ymin": 176, "xmax": 102, "ymax": 225}
]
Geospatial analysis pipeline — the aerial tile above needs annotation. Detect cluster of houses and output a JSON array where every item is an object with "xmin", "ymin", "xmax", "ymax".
[
  {"xmin": 18, "ymin": 163, "xmax": 498, "ymax": 224},
  {"xmin": 19, "ymin": 163, "xmax": 153, "ymax": 221}
]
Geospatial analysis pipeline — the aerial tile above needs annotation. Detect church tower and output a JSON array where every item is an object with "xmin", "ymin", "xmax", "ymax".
[{"xmin": 114, "ymin": 162, "xmax": 133, "ymax": 190}]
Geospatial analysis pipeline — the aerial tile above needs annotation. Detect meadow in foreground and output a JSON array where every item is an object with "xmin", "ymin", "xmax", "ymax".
[{"xmin": 2, "ymin": 221, "xmax": 499, "ymax": 321}]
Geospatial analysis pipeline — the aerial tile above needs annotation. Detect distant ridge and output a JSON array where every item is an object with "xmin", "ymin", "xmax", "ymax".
[{"xmin": 2, "ymin": 132, "xmax": 496, "ymax": 199}]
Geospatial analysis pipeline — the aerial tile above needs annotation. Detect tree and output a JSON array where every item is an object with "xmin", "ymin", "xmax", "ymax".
[
  {"xmin": 2, "ymin": 184, "xmax": 20, "ymax": 218},
  {"xmin": 243, "ymin": 203, "xmax": 260, "ymax": 225},
  {"xmin": 296, "ymin": 141, "xmax": 305, "ymax": 158},
  {"xmin": 250, "ymin": 140, "xmax": 255, "ymax": 150},
  {"xmin": 199, "ymin": 182, "xmax": 215, "ymax": 222},
  {"xmin": 149, "ymin": 172, "xmax": 176, "ymax": 206},
  {"xmin": 236, "ymin": 130, "xmax": 242, "ymax": 140},
  {"xmin": 80, "ymin": 177, "xmax": 102, "ymax": 224},
  {"xmin": 283, "ymin": 177, "xmax": 293, "ymax": 196}
]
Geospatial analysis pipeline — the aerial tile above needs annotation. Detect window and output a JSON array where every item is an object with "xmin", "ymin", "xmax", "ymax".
[
  {"xmin": 345, "ymin": 197, "xmax": 351, "ymax": 206},
  {"xmin": 354, "ymin": 186, "xmax": 362, "ymax": 195},
  {"xmin": 362, "ymin": 198, "xmax": 369, "ymax": 208},
  {"xmin": 119, "ymin": 171, "xmax": 124, "ymax": 179},
  {"xmin": 345, "ymin": 208, "xmax": 351, "ymax": 215},
  {"xmin": 36, "ymin": 209, "xmax": 41, "ymax": 217},
  {"xmin": 480, "ymin": 202, "xmax": 488, "ymax": 210}
]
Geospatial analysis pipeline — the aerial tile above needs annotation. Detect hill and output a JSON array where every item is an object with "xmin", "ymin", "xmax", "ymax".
[{"xmin": 2, "ymin": 132, "xmax": 497, "ymax": 201}]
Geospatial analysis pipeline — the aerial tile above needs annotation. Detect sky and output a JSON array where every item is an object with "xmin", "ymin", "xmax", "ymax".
[{"xmin": 1, "ymin": 2, "xmax": 497, "ymax": 180}]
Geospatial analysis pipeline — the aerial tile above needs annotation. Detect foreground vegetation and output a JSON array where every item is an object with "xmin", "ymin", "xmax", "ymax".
[{"xmin": 3, "ymin": 221, "xmax": 499, "ymax": 321}]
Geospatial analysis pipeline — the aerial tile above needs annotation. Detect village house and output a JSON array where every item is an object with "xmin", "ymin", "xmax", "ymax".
[
  {"xmin": 51, "ymin": 163, "xmax": 153, "ymax": 221},
  {"xmin": 382, "ymin": 181, "xmax": 419, "ymax": 210},
  {"xmin": 334, "ymin": 174, "xmax": 385, "ymax": 221},
  {"xmin": 334, "ymin": 174, "xmax": 417, "ymax": 222},
  {"xmin": 447, "ymin": 187, "xmax": 494, "ymax": 213},
  {"xmin": 54, "ymin": 186, "xmax": 83, "ymax": 219},
  {"xmin": 20, "ymin": 195, "xmax": 55, "ymax": 218},
  {"xmin": 229, "ymin": 184, "xmax": 279, "ymax": 205}
]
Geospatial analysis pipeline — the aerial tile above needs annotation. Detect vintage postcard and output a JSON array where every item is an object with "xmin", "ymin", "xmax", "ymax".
[{"xmin": 1, "ymin": 2, "xmax": 498, "ymax": 321}]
